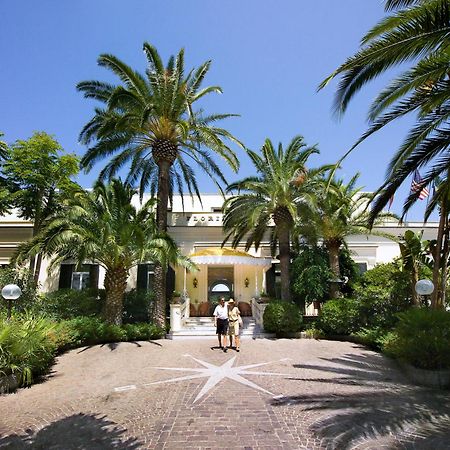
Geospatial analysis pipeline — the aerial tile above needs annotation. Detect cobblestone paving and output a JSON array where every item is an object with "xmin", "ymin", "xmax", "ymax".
[{"xmin": 0, "ymin": 338, "xmax": 449, "ymax": 449}]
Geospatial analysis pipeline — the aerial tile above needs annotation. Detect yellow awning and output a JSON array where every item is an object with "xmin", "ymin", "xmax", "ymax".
[{"xmin": 190, "ymin": 247, "xmax": 272, "ymax": 267}]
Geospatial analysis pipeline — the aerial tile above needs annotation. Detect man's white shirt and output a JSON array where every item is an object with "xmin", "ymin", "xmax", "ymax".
[{"xmin": 213, "ymin": 304, "xmax": 228, "ymax": 320}]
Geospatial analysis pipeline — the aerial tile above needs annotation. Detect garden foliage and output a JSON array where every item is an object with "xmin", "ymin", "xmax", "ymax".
[
  {"xmin": 0, "ymin": 314, "xmax": 164, "ymax": 390},
  {"xmin": 33, "ymin": 289, "xmax": 102, "ymax": 320},
  {"xmin": 316, "ymin": 298, "xmax": 361, "ymax": 335},
  {"xmin": 352, "ymin": 262, "xmax": 412, "ymax": 329},
  {"xmin": 0, "ymin": 314, "xmax": 56, "ymax": 386},
  {"xmin": 263, "ymin": 300, "xmax": 303, "ymax": 335},
  {"xmin": 31, "ymin": 288, "xmax": 153, "ymax": 324},
  {"xmin": 383, "ymin": 308, "xmax": 450, "ymax": 371},
  {"xmin": 291, "ymin": 245, "xmax": 359, "ymax": 305}
]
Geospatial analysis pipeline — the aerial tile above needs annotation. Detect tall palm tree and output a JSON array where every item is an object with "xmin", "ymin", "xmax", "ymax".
[
  {"xmin": 222, "ymin": 136, "xmax": 322, "ymax": 301},
  {"xmin": 416, "ymin": 173, "xmax": 450, "ymax": 307},
  {"xmin": 296, "ymin": 175, "xmax": 396, "ymax": 298},
  {"xmin": 14, "ymin": 180, "xmax": 193, "ymax": 325},
  {"xmin": 319, "ymin": 0, "xmax": 450, "ymax": 220},
  {"xmin": 77, "ymin": 43, "xmax": 242, "ymax": 326}
]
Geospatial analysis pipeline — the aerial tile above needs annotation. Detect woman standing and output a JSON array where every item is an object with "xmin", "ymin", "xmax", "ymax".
[{"xmin": 227, "ymin": 299, "xmax": 242, "ymax": 352}]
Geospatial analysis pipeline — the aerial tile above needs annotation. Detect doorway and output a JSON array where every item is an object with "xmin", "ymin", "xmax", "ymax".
[{"xmin": 208, "ymin": 266, "xmax": 234, "ymax": 304}]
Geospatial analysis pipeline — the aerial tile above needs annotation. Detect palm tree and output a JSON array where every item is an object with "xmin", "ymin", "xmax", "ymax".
[
  {"xmin": 297, "ymin": 175, "xmax": 396, "ymax": 298},
  {"xmin": 77, "ymin": 43, "xmax": 242, "ymax": 326},
  {"xmin": 417, "ymin": 174, "xmax": 450, "ymax": 307},
  {"xmin": 222, "ymin": 136, "xmax": 322, "ymax": 301},
  {"xmin": 319, "ymin": 0, "xmax": 450, "ymax": 220},
  {"xmin": 14, "ymin": 180, "xmax": 193, "ymax": 325}
]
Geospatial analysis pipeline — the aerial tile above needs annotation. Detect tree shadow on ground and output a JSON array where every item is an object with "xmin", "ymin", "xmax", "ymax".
[
  {"xmin": 77, "ymin": 340, "xmax": 162, "ymax": 353},
  {"xmin": 272, "ymin": 351, "xmax": 450, "ymax": 449},
  {"xmin": 0, "ymin": 413, "xmax": 141, "ymax": 449}
]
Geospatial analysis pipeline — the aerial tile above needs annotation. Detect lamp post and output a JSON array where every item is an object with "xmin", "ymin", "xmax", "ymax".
[
  {"xmin": 2, "ymin": 284, "xmax": 22, "ymax": 320},
  {"xmin": 415, "ymin": 279, "xmax": 434, "ymax": 306}
]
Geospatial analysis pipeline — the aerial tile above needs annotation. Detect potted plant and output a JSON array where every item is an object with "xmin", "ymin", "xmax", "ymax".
[
  {"xmin": 171, "ymin": 290, "xmax": 182, "ymax": 304},
  {"xmin": 259, "ymin": 290, "xmax": 270, "ymax": 303}
]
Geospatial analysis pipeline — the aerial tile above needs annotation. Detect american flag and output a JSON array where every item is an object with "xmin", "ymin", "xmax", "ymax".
[{"xmin": 411, "ymin": 170, "xmax": 429, "ymax": 200}]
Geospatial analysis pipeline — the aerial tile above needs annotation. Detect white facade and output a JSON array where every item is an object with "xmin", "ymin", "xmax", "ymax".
[{"xmin": 0, "ymin": 195, "xmax": 439, "ymax": 301}]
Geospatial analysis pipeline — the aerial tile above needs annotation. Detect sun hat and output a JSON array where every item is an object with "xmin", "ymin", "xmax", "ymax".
[{"xmin": 228, "ymin": 298, "xmax": 235, "ymax": 303}]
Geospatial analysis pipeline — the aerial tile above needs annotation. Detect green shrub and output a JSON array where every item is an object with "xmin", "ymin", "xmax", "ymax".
[
  {"xmin": 0, "ymin": 314, "xmax": 56, "ymax": 386},
  {"xmin": 263, "ymin": 301, "xmax": 303, "ymax": 335},
  {"xmin": 353, "ymin": 327, "xmax": 393, "ymax": 350},
  {"xmin": 56, "ymin": 318, "xmax": 165, "ymax": 349},
  {"xmin": 317, "ymin": 298, "xmax": 361, "ymax": 335},
  {"xmin": 34, "ymin": 289, "xmax": 102, "ymax": 320},
  {"xmin": 353, "ymin": 263, "xmax": 416, "ymax": 329},
  {"xmin": 122, "ymin": 289, "xmax": 154, "ymax": 323},
  {"xmin": 60, "ymin": 317, "xmax": 127, "ymax": 346},
  {"xmin": 122, "ymin": 323, "xmax": 165, "ymax": 340},
  {"xmin": 302, "ymin": 324, "xmax": 324, "ymax": 339},
  {"xmin": 383, "ymin": 308, "xmax": 450, "ymax": 370}
]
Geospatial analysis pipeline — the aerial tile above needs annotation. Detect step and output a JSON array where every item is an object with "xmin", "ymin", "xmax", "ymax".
[
  {"xmin": 166, "ymin": 331, "xmax": 275, "ymax": 340},
  {"xmin": 184, "ymin": 318, "xmax": 256, "ymax": 323}
]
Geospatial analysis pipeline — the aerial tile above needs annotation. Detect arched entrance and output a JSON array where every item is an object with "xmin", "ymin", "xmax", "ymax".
[
  {"xmin": 208, "ymin": 265, "xmax": 233, "ymax": 301},
  {"xmin": 185, "ymin": 247, "xmax": 272, "ymax": 317}
]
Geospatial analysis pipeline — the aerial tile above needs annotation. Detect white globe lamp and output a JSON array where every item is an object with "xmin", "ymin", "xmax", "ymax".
[
  {"xmin": 2, "ymin": 284, "xmax": 22, "ymax": 319},
  {"xmin": 415, "ymin": 279, "xmax": 434, "ymax": 305}
]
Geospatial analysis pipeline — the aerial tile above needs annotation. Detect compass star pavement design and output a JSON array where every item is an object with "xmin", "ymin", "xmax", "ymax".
[{"xmin": 141, "ymin": 354, "xmax": 291, "ymax": 403}]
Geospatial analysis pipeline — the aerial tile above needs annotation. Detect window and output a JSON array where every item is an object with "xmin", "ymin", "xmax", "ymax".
[
  {"xmin": 211, "ymin": 283, "xmax": 230, "ymax": 292},
  {"xmin": 71, "ymin": 265, "xmax": 91, "ymax": 290},
  {"xmin": 356, "ymin": 262, "xmax": 368, "ymax": 274}
]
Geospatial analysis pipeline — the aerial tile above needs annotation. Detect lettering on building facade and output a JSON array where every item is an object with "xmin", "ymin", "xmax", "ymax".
[{"xmin": 185, "ymin": 215, "xmax": 223, "ymax": 224}]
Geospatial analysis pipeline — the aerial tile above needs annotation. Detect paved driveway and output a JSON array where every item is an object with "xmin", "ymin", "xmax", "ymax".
[{"xmin": 0, "ymin": 338, "xmax": 449, "ymax": 449}]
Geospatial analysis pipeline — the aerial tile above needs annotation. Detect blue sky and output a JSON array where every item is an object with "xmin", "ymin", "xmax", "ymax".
[{"xmin": 0, "ymin": 0, "xmax": 430, "ymax": 219}]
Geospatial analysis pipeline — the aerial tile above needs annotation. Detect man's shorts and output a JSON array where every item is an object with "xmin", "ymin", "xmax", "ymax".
[{"xmin": 216, "ymin": 318, "xmax": 229, "ymax": 335}]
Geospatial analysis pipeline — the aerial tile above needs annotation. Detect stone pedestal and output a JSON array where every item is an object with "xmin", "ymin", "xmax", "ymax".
[{"xmin": 170, "ymin": 303, "xmax": 182, "ymax": 332}]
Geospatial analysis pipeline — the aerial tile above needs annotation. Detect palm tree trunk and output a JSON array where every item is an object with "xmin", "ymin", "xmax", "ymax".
[
  {"xmin": 103, "ymin": 266, "xmax": 128, "ymax": 326},
  {"xmin": 33, "ymin": 253, "xmax": 42, "ymax": 286},
  {"xmin": 328, "ymin": 242, "xmax": 341, "ymax": 299},
  {"xmin": 29, "ymin": 219, "xmax": 41, "ymax": 283},
  {"xmin": 411, "ymin": 265, "xmax": 420, "ymax": 307},
  {"xmin": 431, "ymin": 200, "xmax": 446, "ymax": 308},
  {"xmin": 153, "ymin": 159, "xmax": 171, "ymax": 327},
  {"xmin": 278, "ymin": 225, "xmax": 291, "ymax": 301},
  {"xmin": 439, "ymin": 214, "xmax": 449, "ymax": 309}
]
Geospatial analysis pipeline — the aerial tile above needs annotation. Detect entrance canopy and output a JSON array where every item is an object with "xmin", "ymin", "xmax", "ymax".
[{"xmin": 190, "ymin": 247, "xmax": 272, "ymax": 268}]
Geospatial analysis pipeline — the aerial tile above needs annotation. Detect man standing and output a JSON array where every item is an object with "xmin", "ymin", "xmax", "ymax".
[{"xmin": 213, "ymin": 297, "xmax": 228, "ymax": 352}]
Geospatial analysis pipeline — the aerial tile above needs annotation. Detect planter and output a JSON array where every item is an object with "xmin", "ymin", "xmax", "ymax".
[
  {"xmin": 399, "ymin": 361, "xmax": 450, "ymax": 389},
  {"xmin": 170, "ymin": 296, "xmax": 182, "ymax": 305},
  {"xmin": 0, "ymin": 373, "xmax": 20, "ymax": 394}
]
